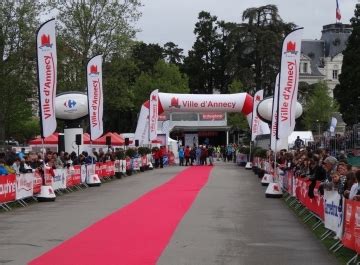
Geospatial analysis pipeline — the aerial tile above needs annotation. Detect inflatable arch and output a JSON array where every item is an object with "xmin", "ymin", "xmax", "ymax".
[{"xmin": 134, "ymin": 92, "xmax": 256, "ymax": 145}]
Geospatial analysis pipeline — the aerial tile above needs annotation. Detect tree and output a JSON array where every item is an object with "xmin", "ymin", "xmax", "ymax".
[
  {"xmin": 132, "ymin": 60, "xmax": 189, "ymax": 109},
  {"xmin": 0, "ymin": 1, "xmax": 41, "ymax": 143},
  {"xmin": 334, "ymin": 3, "xmax": 360, "ymax": 125},
  {"xmin": 302, "ymin": 82, "xmax": 338, "ymax": 131},
  {"xmin": 163, "ymin": 42, "xmax": 184, "ymax": 65},
  {"xmin": 131, "ymin": 42, "xmax": 164, "ymax": 73},
  {"xmin": 184, "ymin": 11, "xmax": 220, "ymax": 94},
  {"xmin": 48, "ymin": 0, "xmax": 141, "ymax": 92}
]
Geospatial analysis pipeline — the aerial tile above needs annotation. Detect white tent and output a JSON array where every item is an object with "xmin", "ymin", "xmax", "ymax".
[{"xmin": 288, "ymin": 131, "xmax": 314, "ymax": 148}]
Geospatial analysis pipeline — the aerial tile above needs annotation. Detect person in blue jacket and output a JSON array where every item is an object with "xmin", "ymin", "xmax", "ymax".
[{"xmin": 0, "ymin": 159, "xmax": 9, "ymax": 175}]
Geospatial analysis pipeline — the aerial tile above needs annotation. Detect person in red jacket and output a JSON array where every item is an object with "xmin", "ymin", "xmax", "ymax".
[
  {"xmin": 159, "ymin": 146, "xmax": 165, "ymax": 168},
  {"xmin": 153, "ymin": 148, "xmax": 160, "ymax": 168},
  {"xmin": 184, "ymin": 146, "xmax": 191, "ymax": 166}
]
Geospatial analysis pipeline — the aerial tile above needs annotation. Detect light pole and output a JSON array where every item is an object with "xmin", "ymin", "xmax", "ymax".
[{"xmin": 316, "ymin": 119, "xmax": 321, "ymax": 147}]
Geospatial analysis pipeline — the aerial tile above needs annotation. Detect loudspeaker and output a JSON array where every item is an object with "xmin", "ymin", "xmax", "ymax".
[
  {"xmin": 135, "ymin": 139, "xmax": 139, "ymax": 147},
  {"xmin": 106, "ymin": 136, "xmax": 111, "ymax": 146},
  {"xmin": 75, "ymin": 134, "xmax": 82, "ymax": 145},
  {"xmin": 125, "ymin": 138, "xmax": 129, "ymax": 146},
  {"xmin": 58, "ymin": 134, "xmax": 65, "ymax": 153}
]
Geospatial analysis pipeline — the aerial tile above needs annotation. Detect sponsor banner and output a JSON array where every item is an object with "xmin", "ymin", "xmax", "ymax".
[
  {"xmin": 120, "ymin": 160, "xmax": 127, "ymax": 173},
  {"xmin": 33, "ymin": 170, "xmax": 43, "ymax": 194},
  {"xmin": 105, "ymin": 161, "xmax": 115, "ymax": 177},
  {"xmin": 126, "ymin": 158, "xmax": 131, "ymax": 171},
  {"xmin": 141, "ymin": 156, "xmax": 147, "ymax": 167},
  {"xmin": 44, "ymin": 168, "xmax": 54, "ymax": 186},
  {"xmin": 87, "ymin": 55, "xmax": 103, "ymax": 141},
  {"xmin": 134, "ymin": 104, "xmax": 150, "ymax": 146},
  {"xmin": 81, "ymin": 165, "xmax": 87, "ymax": 183},
  {"xmin": 277, "ymin": 28, "xmax": 303, "ymax": 138},
  {"xmin": 133, "ymin": 158, "xmax": 140, "ymax": 171},
  {"xmin": 200, "ymin": 113, "xmax": 225, "ymax": 121},
  {"xmin": 251, "ymin": 90, "xmax": 270, "ymax": 140},
  {"xmin": 159, "ymin": 92, "xmax": 249, "ymax": 113},
  {"xmin": 0, "ymin": 174, "xmax": 16, "ymax": 203},
  {"xmin": 149, "ymin": 89, "xmax": 159, "ymax": 141},
  {"xmin": 71, "ymin": 165, "xmax": 81, "ymax": 186},
  {"xmin": 354, "ymin": 203, "xmax": 360, "ymax": 253},
  {"xmin": 324, "ymin": 190, "xmax": 344, "ymax": 238},
  {"xmin": 342, "ymin": 199, "xmax": 356, "ymax": 251},
  {"xmin": 95, "ymin": 163, "xmax": 103, "ymax": 177},
  {"xmin": 16, "ymin": 173, "xmax": 34, "ymax": 200},
  {"xmin": 36, "ymin": 19, "xmax": 57, "ymax": 138},
  {"xmin": 53, "ymin": 169, "xmax": 67, "ymax": 190},
  {"xmin": 295, "ymin": 177, "xmax": 324, "ymax": 220}
]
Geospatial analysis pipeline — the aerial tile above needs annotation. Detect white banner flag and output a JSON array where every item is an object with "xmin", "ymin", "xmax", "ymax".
[
  {"xmin": 87, "ymin": 55, "xmax": 104, "ymax": 141},
  {"xmin": 277, "ymin": 28, "xmax": 303, "ymax": 139},
  {"xmin": 149, "ymin": 89, "xmax": 159, "ymax": 141},
  {"xmin": 271, "ymin": 74, "xmax": 279, "ymax": 151},
  {"xmin": 252, "ymin": 90, "xmax": 265, "ymax": 141},
  {"xmin": 324, "ymin": 190, "xmax": 344, "ymax": 238},
  {"xmin": 36, "ymin": 19, "xmax": 57, "ymax": 138},
  {"xmin": 134, "ymin": 103, "xmax": 150, "ymax": 145}
]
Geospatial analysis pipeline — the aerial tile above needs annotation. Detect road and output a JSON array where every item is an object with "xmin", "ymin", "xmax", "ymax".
[{"xmin": 0, "ymin": 162, "xmax": 338, "ymax": 265}]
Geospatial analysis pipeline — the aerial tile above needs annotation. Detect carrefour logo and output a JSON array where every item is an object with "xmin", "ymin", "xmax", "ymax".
[{"xmin": 64, "ymin": 100, "xmax": 77, "ymax": 109}]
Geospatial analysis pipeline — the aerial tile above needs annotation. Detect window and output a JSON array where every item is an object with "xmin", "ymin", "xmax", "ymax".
[
  {"xmin": 333, "ymin": 70, "xmax": 338, "ymax": 80},
  {"xmin": 302, "ymin": 62, "xmax": 308, "ymax": 73}
]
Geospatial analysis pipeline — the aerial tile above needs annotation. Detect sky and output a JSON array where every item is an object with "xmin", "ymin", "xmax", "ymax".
[{"xmin": 136, "ymin": 0, "xmax": 359, "ymax": 54}]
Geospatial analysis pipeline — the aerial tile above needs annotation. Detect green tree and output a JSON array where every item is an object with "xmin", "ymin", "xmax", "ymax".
[
  {"xmin": 333, "ymin": 3, "xmax": 360, "ymax": 125},
  {"xmin": 184, "ymin": 11, "xmax": 219, "ymax": 94},
  {"xmin": 163, "ymin": 42, "xmax": 184, "ymax": 65},
  {"xmin": 48, "ymin": 0, "xmax": 141, "ymax": 92},
  {"xmin": 0, "ymin": 1, "xmax": 41, "ymax": 143},
  {"xmin": 131, "ymin": 42, "xmax": 164, "ymax": 73},
  {"xmin": 302, "ymin": 82, "xmax": 338, "ymax": 131},
  {"xmin": 132, "ymin": 60, "xmax": 189, "ymax": 108}
]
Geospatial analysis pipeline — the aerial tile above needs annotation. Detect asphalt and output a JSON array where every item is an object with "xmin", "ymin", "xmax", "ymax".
[{"xmin": 0, "ymin": 162, "xmax": 338, "ymax": 265}]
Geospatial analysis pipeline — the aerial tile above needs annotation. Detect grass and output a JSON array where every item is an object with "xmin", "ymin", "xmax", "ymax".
[{"xmin": 282, "ymin": 193, "xmax": 357, "ymax": 265}]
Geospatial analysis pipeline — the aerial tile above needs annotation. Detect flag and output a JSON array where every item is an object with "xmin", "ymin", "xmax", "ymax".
[
  {"xmin": 336, "ymin": 0, "xmax": 342, "ymax": 21},
  {"xmin": 149, "ymin": 89, "xmax": 159, "ymax": 141},
  {"xmin": 36, "ymin": 19, "xmax": 57, "ymax": 138},
  {"xmin": 329, "ymin": 117, "xmax": 337, "ymax": 136},
  {"xmin": 277, "ymin": 28, "xmax": 303, "ymax": 139},
  {"xmin": 87, "ymin": 55, "xmax": 103, "ymax": 141},
  {"xmin": 251, "ymin": 89, "xmax": 269, "ymax": 141}
]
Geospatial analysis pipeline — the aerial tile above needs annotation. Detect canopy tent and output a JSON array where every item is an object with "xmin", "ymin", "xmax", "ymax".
[
  {"xmin": 92, "ymin": 132, "xmax": 125, "ymax": 146},
  {"xmin": 28, "ymin": 133, "xmax": 59, "ymax": 145},
  {"xmin": 29, "ymin": 132, "xmax": 124, "ymax": 146}
]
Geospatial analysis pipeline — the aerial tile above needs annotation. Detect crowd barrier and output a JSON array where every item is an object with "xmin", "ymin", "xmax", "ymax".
[
  {"xmin": 0, "ymin": 155, "xmax": 155, "ymax": 210},
  {"xmin": 252, "ymin": 156, "xmax": 360, "ymax": 261}
]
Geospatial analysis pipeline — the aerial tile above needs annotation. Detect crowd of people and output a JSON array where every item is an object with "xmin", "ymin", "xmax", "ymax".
[
  {"xmin": 0, "ymin": 147, "xmax": 120, "ymax": 176},
  {"xmin": 274, "ymin": 145, "xmax": 360, "ymax": 201}
]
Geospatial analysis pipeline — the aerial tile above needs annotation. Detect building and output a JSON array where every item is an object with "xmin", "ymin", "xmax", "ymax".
[{"xmin": 299, "ymin": 23, "xmax": 352, "ymax": 97}]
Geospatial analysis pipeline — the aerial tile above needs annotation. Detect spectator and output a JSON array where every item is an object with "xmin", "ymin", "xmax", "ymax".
[
  {"xmin": 17, "ymin": 147, "xmax": 26, "ymax": 160},
  {"xmin": 12, "ymin": 157, "xmax": 21, "ymax": 174},
  {"xmin": 208, "ymin": 145, "xmax": 214, "ymax": 166},
  {"xmin": 0, "ymin": 159, "xmax": 8, "ymax": 175},
  {"xmin": 178, "ymin": 147, "xmax": 184, "ymax": 166},
  {"xmin": 294, "ymin": 136, "xmax": 304, "ymax": 149},
  {"xmin": 349, "ymin": 170, "xmax": 360, "ymax": 200},
  {"xmin": 322, "ymin": 156, "xmax": 338, "ymax": 182},
  {"xmin": 184, "ymin": 146, "xmax": 190, "ymax": 166}
]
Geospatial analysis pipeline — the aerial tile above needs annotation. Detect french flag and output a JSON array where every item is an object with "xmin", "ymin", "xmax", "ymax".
[{"xmin": 336, "ymin": 0, "xmax": 341, "ymax": 21}]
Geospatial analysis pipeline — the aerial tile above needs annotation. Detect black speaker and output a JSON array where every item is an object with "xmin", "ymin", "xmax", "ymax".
[
  {"xmin": 75, "ymin": 134, "xmax": 82, "ymax": 145},
  {"xmin": 135, "ymin": 139, "xmax": 139, "ymax": 147},
  {"xmin": 125, "ymin": 138, "xmax": 129, "ymax": 146},
  {"xmin": 58, "ymin": 134, "xmax": 65, "ymax": 153},
  {"xmin": 106, "ymin": 136, "xmax": 111, "ymax": 146}
]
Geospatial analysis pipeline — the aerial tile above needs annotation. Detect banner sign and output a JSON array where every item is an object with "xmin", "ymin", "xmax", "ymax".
[
  {"xmin": 252, "ymin": 90, "xmax": 269, "ymax": 140},
  {"xmin": 134, "ymin": 104, "xmax": 150, "ymax": 145},
  {"xmin": 149, "ymin": 89, "xmax": 159, "ymax": 141},
  {"xmin": 87, "ymin": 55, "xmax": 104, "ymax": 141},
  {"xmin": 16, "ymin": 173, "xmax": 34, "ymax": 200},
  {"xmin": 277, "ymin": 28, "xmax": 303, "ymax": 138},
  {"xmin": 0, "ymin": 174, "xmax": 16, "ymax": 203},
  {"xmin": 33, "ymin": 170, "xmax": 43, "ymax": 194},
  {"xmin": 36, "ymin": 19, "xmax": 57, "ymax": 138},
  {"xmin": 342, "ymin": 199, "xmax": 356, "ymax": 251},
  {"xmin": 324, "ymin": 190, "xmax": 344, "ymax": 238},
  {"xmin": 53, "ymin": 169, "xmax": 67, "ymax": 190}
]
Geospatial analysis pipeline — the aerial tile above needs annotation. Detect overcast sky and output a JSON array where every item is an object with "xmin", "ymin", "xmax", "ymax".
[{"xmin": 136, "ymin": 0, "xmax": 358, "ymax": 54}]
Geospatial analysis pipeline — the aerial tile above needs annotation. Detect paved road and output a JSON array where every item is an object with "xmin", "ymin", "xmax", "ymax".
[{"xmin": 0, "ymin": 162, "xmax": 338, "ymax": 265}]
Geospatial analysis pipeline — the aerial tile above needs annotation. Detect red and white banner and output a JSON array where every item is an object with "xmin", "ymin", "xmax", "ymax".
[
  {"xmin": 16, "ymin": 173, "xmax": 34, "ymax": 200},
  {"xmin": 251, "ymin": 89, "xmax": 269, "ymax": 141},
  {"xmin": 277, "ymin": 28, "xmax": 303, "ymax": 139},
  {"xmin": 33, "ymin": 170, "xmax": 43, "ymax": 194},
  {"xmin": 36, "ymin": 19, "xmax": 57, "ymax": 138},
  {"xmin": 149, "ymin": 89, "xmax": 159, "ymax": 141},
  {"xmin": 134, "ymin": 104, "xmax": 150, "ymax": 145},
  {"xmin": 87, "ymin": 55, "xmax": 104, "ymax": 141},
  {"xmin": 0, "ymin": 174, "xmax": 16, "ymax": 203},
  {"xmin": 324, "ymin": 190, "xmax": 344, "ymax": 238},
  {"xmin": 342, "ymin": 199, "xmax": 356, "ymax": 251}
]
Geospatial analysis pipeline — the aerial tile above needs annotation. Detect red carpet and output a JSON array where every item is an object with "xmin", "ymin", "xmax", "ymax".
[{"xmin": 29, "ymin": 166, "xmax": 212, "ymax": 265}]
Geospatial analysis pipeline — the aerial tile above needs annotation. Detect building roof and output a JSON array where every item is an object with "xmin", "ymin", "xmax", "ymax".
[{"xmin": 301, "ymin": 40, "xmax": 325, "ymax": 77}]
